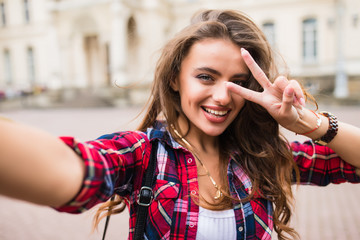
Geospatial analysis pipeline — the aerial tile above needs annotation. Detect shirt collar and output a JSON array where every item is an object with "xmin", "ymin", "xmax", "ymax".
[
  {"xmin": 146, "ymin": 121, "xmax": 183, "ymax": 150},
  {"xmin": 146, "ymin": 121, "xmax": 242, "ymax": 156}
]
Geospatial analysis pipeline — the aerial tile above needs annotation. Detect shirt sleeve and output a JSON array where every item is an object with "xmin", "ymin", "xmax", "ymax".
[
  {"xmin": 54, "ymin": 131, "xmax": 151, "ymax": 213},
  {"xmin": 291, "ymin": 140, "xmax": 360, "ymax": 186}
]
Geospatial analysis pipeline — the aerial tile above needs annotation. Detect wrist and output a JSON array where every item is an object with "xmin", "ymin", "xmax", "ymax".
[
  {"xmin": 291, "ymin": 109, "xmax": 325, "ymax": 136},
  {"xmin": 293, "ymin": 109, "xmax": 339, "ymax": 145},
  {"xmin": 313, "ymin": 112, "xmax": 338, "ymax": 145},
  {"xmin": 297, "ymin": 110, "xmax": 322, "ymax": 135},
  {"xmin": 306, "ymin": 114, "xmax": 329, "ymax": 140}
]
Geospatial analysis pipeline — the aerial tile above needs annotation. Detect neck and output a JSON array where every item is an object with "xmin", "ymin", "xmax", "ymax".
[
  {"xmin": 171, "ymin": 119, "xmax": 226, "ymax": 202},
  {"xmin": 175, "ymin": 115, "xmax": 220, "ymax": 155}
]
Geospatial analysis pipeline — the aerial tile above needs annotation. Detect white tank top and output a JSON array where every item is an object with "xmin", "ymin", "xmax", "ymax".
[{"xmin": 196, "ymin": 207, "xmax": 237, "ymax": 240}]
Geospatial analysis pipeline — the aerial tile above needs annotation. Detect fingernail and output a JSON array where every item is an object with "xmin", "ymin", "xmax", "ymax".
[{"xmin": 285, "ymin": 87, "xmax": 294, "ymax": 96}]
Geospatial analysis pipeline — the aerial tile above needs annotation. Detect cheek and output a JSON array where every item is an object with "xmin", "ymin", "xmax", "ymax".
[
  {"xmin": 179, "ymin": 83, "xmax": 202, "ymax": 107},
  {"xmin": 178, "ymin": 91, "xmax": 193, "ymax": 114},
  {"xmin": 181, "ymin": 94, "xmax": 198, "ymax": 112},
  {"xmin": 233, "ymin": 95, "xmax": 246, "ymax": 112}
]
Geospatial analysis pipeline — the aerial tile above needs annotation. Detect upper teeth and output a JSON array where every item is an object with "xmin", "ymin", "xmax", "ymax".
[{"xmin": 204, "ymin": 108, "xmax": 228, "ymax": 116}]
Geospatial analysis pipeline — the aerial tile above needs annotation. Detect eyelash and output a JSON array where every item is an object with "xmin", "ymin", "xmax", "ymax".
[{"xmin": 196, "ymin": 74, "xmax": 213, "ymax": 82}]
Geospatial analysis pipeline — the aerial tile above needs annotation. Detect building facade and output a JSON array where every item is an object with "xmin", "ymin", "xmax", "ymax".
[{"xmin": 0, "ymin": 0, "xmax": 359, "ymax": 104}]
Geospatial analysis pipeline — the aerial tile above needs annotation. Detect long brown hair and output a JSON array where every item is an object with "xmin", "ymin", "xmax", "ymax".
[{"xmin": 95, "ymin": 9, "xmax": 304, "ymax": 239}]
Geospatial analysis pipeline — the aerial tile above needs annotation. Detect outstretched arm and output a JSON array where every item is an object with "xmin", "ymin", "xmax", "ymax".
[
  {"xmin": 226, "ymin": 48, "xmax": 360, "ymax": 169},
  {"xmin": 0, "ymin": 117, "xmax": 85, "ymax": 207}
]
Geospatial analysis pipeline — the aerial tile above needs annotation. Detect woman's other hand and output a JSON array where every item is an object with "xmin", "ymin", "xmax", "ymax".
[{"xmin": 226, "ymin": 48, "xmax": 306, "ymax": 131}]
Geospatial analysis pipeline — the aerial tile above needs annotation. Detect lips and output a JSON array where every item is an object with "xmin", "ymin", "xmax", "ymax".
[{"xmin": 202, "ymin": 106, "xmax": 231, "ymax": 123}]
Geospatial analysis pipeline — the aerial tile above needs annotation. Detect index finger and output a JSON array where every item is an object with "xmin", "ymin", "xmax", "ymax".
[{"xmin": 241, "ymin": 48, "xmax": 272, "ymax": 89}]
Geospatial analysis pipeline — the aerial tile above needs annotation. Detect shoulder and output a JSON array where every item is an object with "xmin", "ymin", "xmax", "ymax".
[
  {"xmin": 86, "ymin": 131, "xmax": 150, "ymax": 155},
  {"xmin": 97, "ymin": 130, "xmax": 148, "ymax": 142}
]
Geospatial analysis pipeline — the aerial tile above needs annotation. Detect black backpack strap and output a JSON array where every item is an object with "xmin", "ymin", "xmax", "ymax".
[
  {"xmin": 102, "ymin": 141, "xmax": 158, "ymax": 240},
  {"xmin": 101, "ymin": 196, "xmax": 115, "ymax": 240},
  {"xmin": 134, "ymin": 141, "xmax": 158, "ymax": 240}
]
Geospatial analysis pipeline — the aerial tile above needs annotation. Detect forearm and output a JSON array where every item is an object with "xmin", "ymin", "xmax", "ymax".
[
  {"xmin": 0, "ymin": 118, "xmax": 85, "ymax": 207},
  {"xmin": 326, "ymin": 122, "xmax": 360, "ymax": 168}
]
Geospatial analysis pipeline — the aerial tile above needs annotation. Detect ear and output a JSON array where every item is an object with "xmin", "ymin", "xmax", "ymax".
[{"xmin": 170, "ymin": 77, "xmax": 180, "ymax": 92}]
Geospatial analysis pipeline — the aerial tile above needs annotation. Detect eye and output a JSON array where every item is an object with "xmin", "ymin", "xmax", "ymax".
[{"xmin": 196, "ymin": 74, "xmax": 214, "ymax": 82}]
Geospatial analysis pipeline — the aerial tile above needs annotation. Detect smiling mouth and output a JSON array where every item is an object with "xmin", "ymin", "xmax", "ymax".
[{"xmin": 202, "ymin": 107, "xmax": 230, "ymax": 117}]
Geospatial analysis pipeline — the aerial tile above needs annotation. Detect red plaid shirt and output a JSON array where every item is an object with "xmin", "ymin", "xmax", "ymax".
[{"xmin": 56, "ymin": 123, "xmax": 360, "ymax": 239}]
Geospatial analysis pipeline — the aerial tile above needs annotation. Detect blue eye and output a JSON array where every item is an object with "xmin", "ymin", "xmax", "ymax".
[{"xmin": 196, "ymin": 74, "xmax": 213, "ymax": 81}]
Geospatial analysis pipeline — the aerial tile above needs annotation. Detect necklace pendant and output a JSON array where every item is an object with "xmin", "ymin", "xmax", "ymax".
[{"xmin": 214, "ymin": 189, "xmax": 223, "ymax": 200}]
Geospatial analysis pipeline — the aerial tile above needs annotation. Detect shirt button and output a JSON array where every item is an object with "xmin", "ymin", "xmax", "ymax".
[
  {"xmin": 238, "ymin": 226, "xmax": 244, "ymax": 232},
  {"xmin": 187, "ymin": 158, "xmax": 193, "ymax": 164},
  {"xmin": 191, "ymin": 190, "xmax": 197, "ymax": 195}
]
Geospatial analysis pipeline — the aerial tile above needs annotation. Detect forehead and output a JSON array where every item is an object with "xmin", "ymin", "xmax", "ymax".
[{"xmin": 182, "ymin": 38, "xmax": 248, "ymax": 72}]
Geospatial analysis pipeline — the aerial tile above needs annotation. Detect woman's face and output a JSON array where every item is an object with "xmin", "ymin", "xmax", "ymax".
[{"xmin": 173, "ymin": 38, "xmax": 250, "ymax": 137}]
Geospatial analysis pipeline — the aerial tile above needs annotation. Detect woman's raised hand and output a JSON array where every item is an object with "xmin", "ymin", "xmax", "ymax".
[{"xmin": 226, "ymin": 48, "xmax": 306, "ymax": 130}]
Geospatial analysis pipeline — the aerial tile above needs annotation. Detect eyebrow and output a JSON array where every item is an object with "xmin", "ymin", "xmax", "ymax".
[{"xmin": 196, "ymin": 67, "xmax": 250, "ymax": 79}]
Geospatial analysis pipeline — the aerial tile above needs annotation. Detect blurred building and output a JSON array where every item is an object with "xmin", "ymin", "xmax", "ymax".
[{"xmin": 0, "ymin": 0, "xmax": 359, "ymax": 105}]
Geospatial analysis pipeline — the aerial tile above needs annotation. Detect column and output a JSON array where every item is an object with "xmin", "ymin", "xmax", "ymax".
[
  {"xmin": 138, "ymin": 0, "xmax": 169, "ymax": 83},
  {"xmin": 47, "ymin": 18, "xmax": 62, "ymax": 90},
  {"xmin": 334, "ymin": 0, "xmax": 348, "ymax": 98},
  {"xmin": 110, "ymin": 0, "xmax": 130, "ymax": 86}
]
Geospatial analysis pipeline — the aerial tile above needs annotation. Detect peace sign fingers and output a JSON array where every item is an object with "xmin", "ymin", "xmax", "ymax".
[
  {"xmin": 227, "ymin": 48, "xmax": 307, "ymax": 128},
  {"xmin": 240, "ymin": 48, "xmax": 305, "ymax": 108},
  {"xmin": 240, "ymin": 48, "xmax": 272, "ymax": 90}
]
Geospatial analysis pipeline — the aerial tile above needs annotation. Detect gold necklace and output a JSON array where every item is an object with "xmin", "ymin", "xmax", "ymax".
[{"xmin": 171, "ymin": 125, "xmax": 223, "ymax": 200}]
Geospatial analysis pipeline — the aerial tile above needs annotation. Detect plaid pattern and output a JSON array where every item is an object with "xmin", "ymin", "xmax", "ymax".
[
  {"xmin": 291, "ymin": 141, "xmax": 360, "ymax": 185},
  {"xmin": 56, "ymin": 123, "xmax": 360, "ymax": 239}
]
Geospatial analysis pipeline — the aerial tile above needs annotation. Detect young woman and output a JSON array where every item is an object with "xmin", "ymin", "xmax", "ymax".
[{"xmin": 0, "ymin": 9, "xmax": 359, "ymax": 240}]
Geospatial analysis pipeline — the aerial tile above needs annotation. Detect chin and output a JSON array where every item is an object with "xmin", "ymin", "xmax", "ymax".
[{"xmin": 202, "ymin": 127, "xmax": 228, "ymax": 137}]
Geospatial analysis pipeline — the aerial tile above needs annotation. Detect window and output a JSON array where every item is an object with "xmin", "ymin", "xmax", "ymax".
[
  {"xmin": 0, "ymin": 1, "xmax": 6, "ymax": 26},
  {"xmin": 24, "ymin": 0, "xmax": 30, "ymax": 23},
  {"xmin": 3, "ymin": 49, "xmax": 12, "ymax": 85},
  {"xmin": 302, "ymin": 18, "xmax": 317, "ymax": 63},
  {"xmin": 27, "ymin": 47, "xmax": 35, "ymax": 84},
  {"xmin": 262, "ymin": 22, "xmax": 276, "ymax": 48}
]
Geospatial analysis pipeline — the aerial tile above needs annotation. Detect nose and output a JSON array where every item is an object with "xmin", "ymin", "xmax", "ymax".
[{"xmin": 212, "ymin": 82, "xmax": 231, "ymax": 106}]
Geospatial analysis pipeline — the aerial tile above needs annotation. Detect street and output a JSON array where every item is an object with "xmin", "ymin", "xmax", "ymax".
[{"xmin": 0, "ymin": 104, "xmax": 359, "ymax": 240}]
